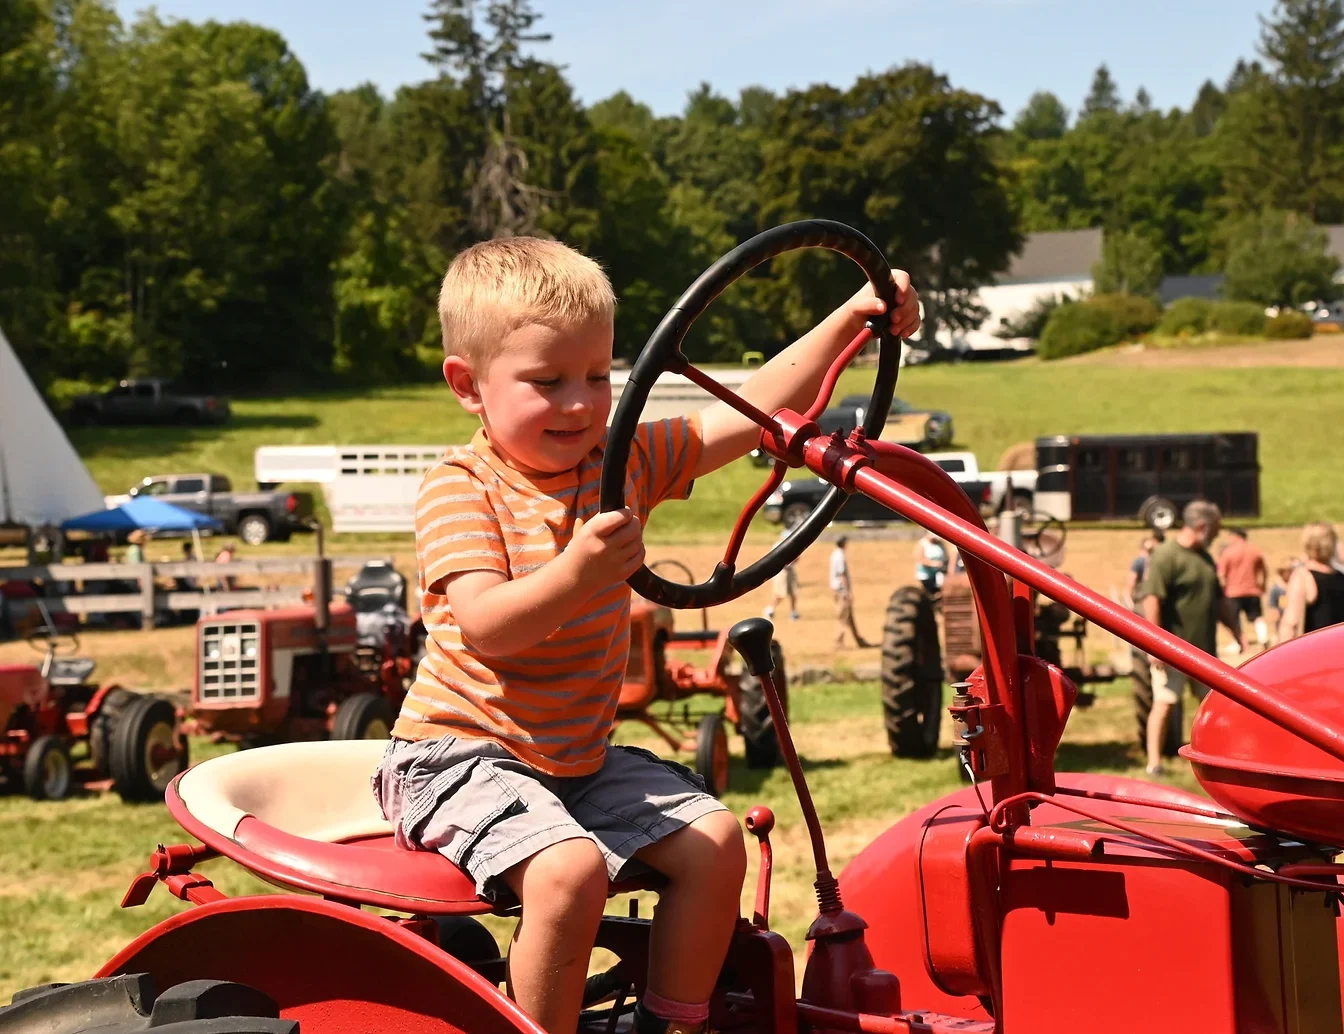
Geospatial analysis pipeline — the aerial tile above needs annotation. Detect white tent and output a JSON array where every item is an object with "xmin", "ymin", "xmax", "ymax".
[{"xmin": 0, "ymin": 325, "xmax": 104, "ymax": 528}]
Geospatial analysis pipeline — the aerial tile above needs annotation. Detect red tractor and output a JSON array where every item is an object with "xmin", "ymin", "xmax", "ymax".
[
  {"xmin": 9, "ymin": 223, "xmax": 1344, "ymax": 1034},
  {"xmin": 0, "ymin": 629, "xmax": 187, "ymax": 802},
  {"xmin": 620, "ymin": 560, "xmax": 785, "ymax": 796},
  {"xmin": 187, "ymin": 560, "xmax": 423, "ymax": 745}
]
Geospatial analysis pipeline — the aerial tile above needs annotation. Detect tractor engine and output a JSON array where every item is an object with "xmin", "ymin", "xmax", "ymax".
[{"xmin": 194, "ymin": 604, "xmax": 361, "ymax": 739}]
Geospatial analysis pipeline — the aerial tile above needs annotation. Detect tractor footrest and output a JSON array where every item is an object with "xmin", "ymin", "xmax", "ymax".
[{"xmin": 667, "ymin": 630, "xmax": 718, "ymax": 642}]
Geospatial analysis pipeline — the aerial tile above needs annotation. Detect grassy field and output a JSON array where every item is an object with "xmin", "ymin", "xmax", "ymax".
[
  {"xmin": 0, "ymin": 675, "xmax": 1194, "ymax": 999},
  {"xmin": 65, "ymin": 356, "xmax": 1344, "ymax": 540}
]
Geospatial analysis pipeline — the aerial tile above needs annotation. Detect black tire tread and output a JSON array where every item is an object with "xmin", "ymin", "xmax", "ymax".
[
  {"xmin": 109, "ymin": 694, "xmax": 182, "ymax": 802},
  {"xmin": 330, "ymin": 692, "xmax": 394, "ymax": 740},
  {"xmin": 0, "ymin": 973, "xmax": 296, "ymax": 1033},
  {"xmin": 693, "ymin": 713, "xmax": 727, "ymax": 798},
  {"xmin": 880, "ymin": 585, "xmax": 944, "ymax": 758},
  {"xmin": 736, "ymin": 640, "xmax": 786, "ymax": 769},
  {"xmin": 22, "ymin": 735, "xmax": 73, "ymax": 800}
]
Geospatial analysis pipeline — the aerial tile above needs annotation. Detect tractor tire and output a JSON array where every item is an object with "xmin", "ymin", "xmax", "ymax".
[
  {"xmin": 694, "ymin": 713, "xmax": 730, "ymax": 798},
  {"xmin": 432, "ymin": 916, "xmax": 501, "ymax": 965},
  {"xmin": 109, "ymin": 694, "xmax": 186, "ymax": 802},
  {"xmin": 1139, "ymin": 496, "xmax": 1178, "ymax": 531},
  {"xmin": 237, "ymin": 514, "xmax": 271, "ymax": 546},
  {"xmin": 736, "ymin": 640, "xmax": 787, "ymax": 769},
  {"xmin": 331, "ymin": 692, "xmax": 395, "ymax": 740},
  {"xmin": 23, "ymin": 735, "xmax": 73, "ymax": 801},
  {"xmin": 90, "ymin": 687, "xmax": 137, "ymax": 776},
  {"xmin": 0, "ymin": 972, "xmax": 296, "ymax": 1032},
  {"xmin": 881, "ymin": 585, "xmax": 944, "ymax": 758}
]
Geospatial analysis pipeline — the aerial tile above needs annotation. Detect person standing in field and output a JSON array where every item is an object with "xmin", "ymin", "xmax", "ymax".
[
  {"xmin": 830, "ymin": 536, "xmax": 870, "ymax": 648},
  {"xmin": 1216, "ymin": 527, "xmax": 1268, "ymax": 650},
  {"xmin": 763, "ymin": 524, "xmax": 800, "ymax": 622},
  {"xmin": 912, "ymin": 532, "xmax": 948, "ymax": 597},
  {"xmin": 1277, "ymin": 522, "xmax": 1344, "ymax": 641},
  {"xmin": 1142, "ymin": 501, "xmax": 1245, "ymax": 776},
  {"xmin": 1125, "ymin": 532, "xmax": 1162, "ymax": 608}
]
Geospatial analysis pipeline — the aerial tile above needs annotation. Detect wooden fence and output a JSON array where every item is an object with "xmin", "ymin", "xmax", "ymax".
[{"xmin": 0, "ymin": 555, "xmax": 393, "ymax": 629}]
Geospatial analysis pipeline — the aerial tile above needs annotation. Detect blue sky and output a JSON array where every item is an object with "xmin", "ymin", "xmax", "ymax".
[{"xmin": 112, "ymin": 0, "xmax": 1274, "ymax": 123}]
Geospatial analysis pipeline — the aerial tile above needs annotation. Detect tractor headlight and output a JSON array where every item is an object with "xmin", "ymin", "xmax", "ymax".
[{"xmin": 205, "ymin": 643, "xmax": 221, "ymax": 660}]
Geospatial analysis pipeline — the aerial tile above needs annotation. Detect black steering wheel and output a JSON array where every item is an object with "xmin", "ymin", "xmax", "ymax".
[{"xmin": 600, "ymin": 220, "xmax": 903, "ymax": 609}]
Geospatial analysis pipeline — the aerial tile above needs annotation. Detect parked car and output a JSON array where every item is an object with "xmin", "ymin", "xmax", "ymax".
[
  {"xmin": 764, "ymin": 472, "xmax": 992, "ymax": 527},
  {"xmin": 69, "ymin": 378, "xmax": 230, "ymax": 426},
  {"xmin": 1033, "ymin": 432, "xmax": 1260, "ymax": 530},
  {"xmin": 750, "ymin": 393, "xmax": 953, "ymax": 465},
  {"xmin": 926, "ymin": 451, "xmax": 1037, "ymax": 516},
  {"xmin": 110, "ymin": 473, "xmax": 315, "ymax": 545}
]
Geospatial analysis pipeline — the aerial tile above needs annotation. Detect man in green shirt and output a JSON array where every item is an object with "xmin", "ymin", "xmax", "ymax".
[{"xmin": 1142, "ymin": 500, "xmax": 1244, "ymax": 776}]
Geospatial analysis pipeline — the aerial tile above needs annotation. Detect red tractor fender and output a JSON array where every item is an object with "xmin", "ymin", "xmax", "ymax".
[
  {"xmin": 839, "ymin": 772, "xmax": 1214, "ymax": 1024},
  {"xmin": 96, "ymin": 894, "xmax": 544, "ymax": 1034}
]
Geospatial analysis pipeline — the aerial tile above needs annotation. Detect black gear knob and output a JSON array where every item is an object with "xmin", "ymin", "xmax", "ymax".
[{"xmin": 728, "ymin": 617, "xmax": 776, "ymax": 676}]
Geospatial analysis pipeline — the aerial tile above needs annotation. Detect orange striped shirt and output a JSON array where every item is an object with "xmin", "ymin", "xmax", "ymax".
[{"xmin": 394, "ymin": 415, "xmax": 702, "ymax": 777}]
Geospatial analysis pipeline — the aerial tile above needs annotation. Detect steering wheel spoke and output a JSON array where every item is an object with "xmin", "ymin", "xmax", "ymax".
[{"xmin": 600, "ymin": 220, "xmax": 904, "ymax": 609}]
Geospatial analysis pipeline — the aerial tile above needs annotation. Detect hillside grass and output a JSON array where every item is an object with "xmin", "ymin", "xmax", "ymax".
[{"xmin": 65, "ymin": 359, "xmax": 1344, "ymax": 541}]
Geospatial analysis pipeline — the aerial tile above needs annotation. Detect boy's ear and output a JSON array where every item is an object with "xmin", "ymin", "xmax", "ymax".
[{"xmin": 443, "ymin": 356, "xmax": 485, "ymax": 415}]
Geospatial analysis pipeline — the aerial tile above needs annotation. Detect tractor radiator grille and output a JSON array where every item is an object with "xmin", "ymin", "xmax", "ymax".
[{"xmin": 199, "ymin": 622, "xmax": 261, "ymax": 701}]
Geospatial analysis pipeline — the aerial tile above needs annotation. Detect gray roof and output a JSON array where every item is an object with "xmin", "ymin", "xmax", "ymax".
[{"xmin": 996, "ymin": 228, "xmax": 1103, "ymax": 285}]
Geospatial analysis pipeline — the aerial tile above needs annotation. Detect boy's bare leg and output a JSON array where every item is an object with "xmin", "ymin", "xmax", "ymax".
[
  {"xmin": 1146, "ymin": 697, "xmax": 1173, "ymax": 773},
  {"xmin": 501, "ymin": 837, "xmax": 610, "ymax": 1034},
  {"xmin": 634, "ymin": 810, "xmax": 747, "ymax": 1004}
]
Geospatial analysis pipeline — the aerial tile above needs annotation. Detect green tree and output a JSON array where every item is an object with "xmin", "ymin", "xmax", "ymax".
[
  {"xmin": 1092, "ymin": 230, "xmax": 1165, "ymax": 296},
  {"xmin": 758, "ymin": 64, "xmax": 1020, "ymax": 351},
  {"xmin": 1189, "ymin": 80, "xmax": 1225, "ymax": 136},
  {"xmin": 1219, "ymin": 0, "xmax": 1344, "ymax": 221},
  {"xmin": 1080, "ymin": 64, "xmax": 1121, "ymax": 118},
  {"xmin": 1221, "ymin": 209, "xmax": 1341, "ymax": 306},
  {"xmin": 1013, "ymin": 91, "xmax": 1069, "ymax": 140}
]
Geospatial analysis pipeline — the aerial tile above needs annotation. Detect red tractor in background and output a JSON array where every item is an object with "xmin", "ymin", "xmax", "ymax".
[
  {"xmin": 621, "ymin": 561, "xmax": 785, "ymax": 796},
  {"xmin": 11, "ymin": 223, "xmax": 1344, "ymax": 1034},
  {"xmin": 0, "ymin": 628, "xmax": 187, "ymax": 801},
  {"xmin": 187, "ymin": 560, "xmax": 424, "ymax": 745}
]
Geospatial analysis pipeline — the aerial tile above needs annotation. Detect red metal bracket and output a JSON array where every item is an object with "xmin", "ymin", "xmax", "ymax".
[
  {"xmin": 121, "ymin": 842, "xmax": 218, "ymax": 908},
  {"xmin": 948, "ymin": 684, "xmax": 1010, "ymax": 781}
]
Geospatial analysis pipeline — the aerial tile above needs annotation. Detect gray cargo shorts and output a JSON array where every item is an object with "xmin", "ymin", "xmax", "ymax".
[{"xmin": 371, "ymin": 735, "xmax": 727, "ymax": 901}]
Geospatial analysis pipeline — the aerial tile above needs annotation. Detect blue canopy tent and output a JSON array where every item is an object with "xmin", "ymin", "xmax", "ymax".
[{"xmin": 62, "ymin": 496, "xmax": 223, "ymax": 535}]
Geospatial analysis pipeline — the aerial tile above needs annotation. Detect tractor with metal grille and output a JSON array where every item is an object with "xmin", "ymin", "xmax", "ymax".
[
  {"xmin": 187, "ymin": 561, "xmax": 423, "ymax": 745},
  {"xmin": 10, "ymin": 222, "xmax": 1344, "ymax": 1034}
]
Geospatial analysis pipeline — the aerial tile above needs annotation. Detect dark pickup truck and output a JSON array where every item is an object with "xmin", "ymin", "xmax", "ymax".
[
  {"xmin": 119, "ymin": 474, "xmax": 314, "ymax": 545},
  {"xmin": 70, "ymin": 378, "xmax": 231, "ymax": 426}
]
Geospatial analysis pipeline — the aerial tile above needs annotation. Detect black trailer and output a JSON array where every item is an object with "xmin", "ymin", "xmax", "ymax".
[{"xmin": 1033, "ymin": 432, "xmax": 1260, "ymax": 530}]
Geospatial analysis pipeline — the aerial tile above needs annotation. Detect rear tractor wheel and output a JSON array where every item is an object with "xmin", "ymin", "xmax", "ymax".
[
  {"xmin": 331, "ymin": 692, "xmax": 395, "ymax": 740},
  {"xmin": 881, "ymin": 585, "xmax": 945, "ymax": 758},
  {"xmin": 110, "ymin": 694, "xmax": 188, "ymax": 802},
  {"xmin": 23, "ymin": 735, "xmax": 73, "ymax": 801}
]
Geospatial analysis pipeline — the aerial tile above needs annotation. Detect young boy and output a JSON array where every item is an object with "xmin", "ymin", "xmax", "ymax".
[{"xmin": 372, "ymin": 237, "xmax": 919, "ymax": 1034}]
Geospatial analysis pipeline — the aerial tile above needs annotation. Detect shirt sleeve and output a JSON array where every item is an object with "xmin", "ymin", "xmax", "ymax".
[
  {"xmin": 1130, "ymin": 556, "xmax": 1146, "ymax": 578},
  {"xmin": 1146, "ymin": 551, "xmax": 1171, "ymax": 602},
  {"xmin": 627, "ymin": 413, "xmax": 704, "ymax": 513},
  {"xmin": 415, "ymin": 462, "xmax": 508, "ymax": 592}
]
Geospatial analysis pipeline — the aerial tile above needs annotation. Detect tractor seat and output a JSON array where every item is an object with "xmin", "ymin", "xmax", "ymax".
[{"xmin": 167, "ymin": 740, "xmax": 661, "ymax": 915}]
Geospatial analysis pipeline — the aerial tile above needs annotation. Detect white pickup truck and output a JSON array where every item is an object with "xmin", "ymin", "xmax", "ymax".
[{"xmin": 927, "ymin": 451, "xmax": 1037, "ymax": 516}]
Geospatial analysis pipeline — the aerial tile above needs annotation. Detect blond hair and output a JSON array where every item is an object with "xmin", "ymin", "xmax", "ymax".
[
  {"xmin": 1302, "ymin": 521, "xmax": 1339, "ymax": 564},
  {"xmin": 437, "ymin": 237, "xmax": 615, "ymax": 363}
]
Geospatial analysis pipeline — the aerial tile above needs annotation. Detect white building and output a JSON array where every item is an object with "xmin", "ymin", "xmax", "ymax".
[{"xmin": 936, "ymin": 228, "xmax": 1103, "ymax": 355}]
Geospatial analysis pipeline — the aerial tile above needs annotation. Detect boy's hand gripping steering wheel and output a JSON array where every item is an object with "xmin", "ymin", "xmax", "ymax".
[{"xmin": 599, "ymin": 220, "xmax": 904, "ymax": 609}]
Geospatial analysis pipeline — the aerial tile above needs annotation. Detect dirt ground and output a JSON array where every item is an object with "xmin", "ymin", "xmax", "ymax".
[
  {"xmin": 1, "ymin": 526, "xmax": 1302, "ymax": 689},
  {"xmin": 1066, "ymin": 336, "xmax": 1344, "ymax": 368}
]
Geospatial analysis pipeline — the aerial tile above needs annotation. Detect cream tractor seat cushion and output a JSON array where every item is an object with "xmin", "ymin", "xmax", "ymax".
[{"xmin": 176, "ymin": 739, "xmax": 393, "ymax": 844}]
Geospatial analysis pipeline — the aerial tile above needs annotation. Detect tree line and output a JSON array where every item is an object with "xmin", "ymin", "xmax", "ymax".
[{"xmin": 2, "ymin": 0, "xmax": 1342, "ymax": 397}]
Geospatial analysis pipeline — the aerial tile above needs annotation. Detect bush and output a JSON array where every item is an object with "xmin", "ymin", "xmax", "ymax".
[
  {"xmin": 1157, "ymin": 297, "xmax": 1212, "ymax": 336},
  {"xmin": 1085, "ymin": 292, "xmax": 1161, "ymax": 339},
  {"xmin": 1037, "ymin": 302, "xmax": 1122, "ymax": 360},
  {"xmin": 1207, "ymin": 300, "xmax": 1267, "ymax": 336},
  {"xmin": 1264, "ymin": 310, "xmax": 1314, "ymax": 339},
  {"xmin": 995, "ymin": 292, "xmax": 1069, "ymax": 340},
  {"xmin": 45, "ymin": 378, "xmax": 111, "ymax": 416}
]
